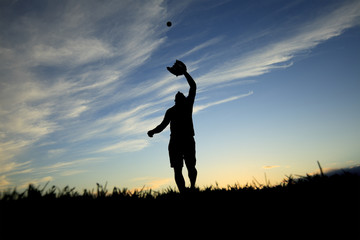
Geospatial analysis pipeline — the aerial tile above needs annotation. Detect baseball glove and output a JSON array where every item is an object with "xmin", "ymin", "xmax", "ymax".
[{"xmin": 167, "ymin": 60, "xmax": 187, "ymax": 76}]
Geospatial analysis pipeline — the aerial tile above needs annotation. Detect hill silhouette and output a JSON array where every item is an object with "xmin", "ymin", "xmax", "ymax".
[{"xmin": 1, "ymin": 167, "xmax": 359, "ymax": 236}]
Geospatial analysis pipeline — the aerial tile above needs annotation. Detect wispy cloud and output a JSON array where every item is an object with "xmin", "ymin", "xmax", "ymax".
[
  {"xmin": 0, "ymin": 157, "xmax": 101, "ymax": 190},
  {"xmin": 193, "ymin": 91, "xmax": 254, "ymax": 114},
  {"xmin": 263, "ymin": 165, "xmax": 280, "ymax": 169},
  {"xmin": 178, "ymin": 37, "xmax": 223, "ymax": 59},
  {"xmin": 98, "ymin": 139, "xmax": 149, "ymax": 153},
  {"xmin": 0, "ymin": 161, "xmax": 31, "ymax": 175},
  {"xmin": 0, "ymin": 175, "xmax": 10, "ymax": 189},
  {"xmin": 197, "ymin": 0, "xmax": 360, "ymax": 87},
  {"xmin": 60, "ymin": 170, "xmax": 88, "ymax": 177},
  {"xmin": 31, "ymin": 38, "xmax": 113, "ymax": 66},
  {"xmin": 41, "ymin": 157, "xmax": 102, "ymax": 172},
  {"xmin": 130, "ymin": 177, "xmax": 172, "ymax": 191},
  {"xmin": 18, "ymin": 176, "xmax": 53, "ymax": 190},
  {"xmin": 0, "ymin": 0, "xmax": 169, "ymax": 168}
]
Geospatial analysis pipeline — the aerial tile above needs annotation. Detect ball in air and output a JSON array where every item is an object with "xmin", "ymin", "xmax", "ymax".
[{"xmin": 167, "ymin": 21, "xmax": 172, "ymax": 27}]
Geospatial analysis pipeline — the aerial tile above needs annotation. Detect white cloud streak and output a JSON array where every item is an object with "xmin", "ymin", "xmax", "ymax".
[
  {"xmin": 31, "ymin": 38, "xmax": 113, "ymax": 66},
  {"xmin": 193, "ymin": 91, "xmax": 254, "ymax": 114},
  {"xmin": 0, "ymin": 0, "xmax": 171, "ymax": 187},
  {"xmin": 130, "ymin": 177, "xmax": 172, "ymax": 191},
  {"xmin": 197, "ymin": 0, "xmax": 360, "ymax": 87},
  {"xmin": 0, "ymin": 3, "xmax": 165, "ymax": 141},
  {"xmin": 98, "ymin": 139, "xmax": 149, "ymax": 153},
  {"xmin": 17, "ymin": 176, "xmax": 54, "ymax": 190},
  {"xmin": 263, "ymin": 165, "xmax": 280, "ymax": 169},
  {"xmin": 178, "ymin": 37, "xmax": 223, "ymax": 59}
]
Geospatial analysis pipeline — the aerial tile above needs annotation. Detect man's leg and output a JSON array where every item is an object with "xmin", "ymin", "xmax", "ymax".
[
  {"xmin": 188, "ymin": 166, "xmax": 197, "ymax": 189},
  {"xmin": 169, "ymin": 138, "xmax": 185, "ymax": 193},
  {"xmin": 174, "ymin": 167, "xmax": 186, "ymax": 193},
  {"xmin": 185, "ymin": 137, "xmax": 197, "ymax": 189}
]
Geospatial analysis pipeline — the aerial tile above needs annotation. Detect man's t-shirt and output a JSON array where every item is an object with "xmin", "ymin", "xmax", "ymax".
[
  {"xmin": 154, "ymin": 85, "xmax": 196, "ymax": 138},
  {"xmin": 167, "ymin": 98, "xmax": 195, "ymax": 137}
]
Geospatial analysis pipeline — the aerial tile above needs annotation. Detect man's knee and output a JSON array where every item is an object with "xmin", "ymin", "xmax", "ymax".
[
  {"xmin": 174, "ymin": 167, "xmax": 182, "ymax": 175},
  {"xmin": 187, "ymin": 166, "xmax": 197, "ymax": 175}
]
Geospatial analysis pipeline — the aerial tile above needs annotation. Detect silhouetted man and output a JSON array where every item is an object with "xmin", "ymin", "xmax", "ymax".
[{"xmin": 147, "ymin": 60, "xmax": 197, "ymax": 193}]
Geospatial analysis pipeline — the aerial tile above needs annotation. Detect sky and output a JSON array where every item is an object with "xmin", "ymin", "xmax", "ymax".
[{"xmin": 1, "ymin": 0, "xmax": 360, "ymax": 191}]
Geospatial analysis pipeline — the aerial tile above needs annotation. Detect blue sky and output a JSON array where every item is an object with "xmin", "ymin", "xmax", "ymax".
[{"xmin": 1, "ymin": 0, "xmax": 359, "ymax": 191}]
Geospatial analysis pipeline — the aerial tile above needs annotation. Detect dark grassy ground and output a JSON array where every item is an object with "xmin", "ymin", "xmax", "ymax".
[{"xmin": 1, "ymin": 170, "xmax": 359, "ymax": 236}]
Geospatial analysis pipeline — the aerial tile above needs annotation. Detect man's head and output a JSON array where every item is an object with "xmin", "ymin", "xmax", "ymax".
[{"xmin": 175, "ymin": 91, "xmax": 186, "ymax": 105}]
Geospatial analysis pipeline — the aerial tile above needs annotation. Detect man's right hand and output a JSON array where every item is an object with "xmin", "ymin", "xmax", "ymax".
[{"xmin": 147, "ymin": 130, "xmax": 154, "ymax": 138}]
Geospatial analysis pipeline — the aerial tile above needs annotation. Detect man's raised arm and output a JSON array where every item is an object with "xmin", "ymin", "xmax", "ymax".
[
  {"xmin": 184, "ymin": 72, "xmax": 196, "ymax": 102},
  {"xmin": 166, "ymin": 60, "xmax": 196, "ymax": 101}
]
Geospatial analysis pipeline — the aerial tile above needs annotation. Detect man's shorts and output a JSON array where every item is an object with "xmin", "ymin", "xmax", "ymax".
[{"xmin": 168, "ymin": 136, "xmax": 196, "ymax": 169}]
